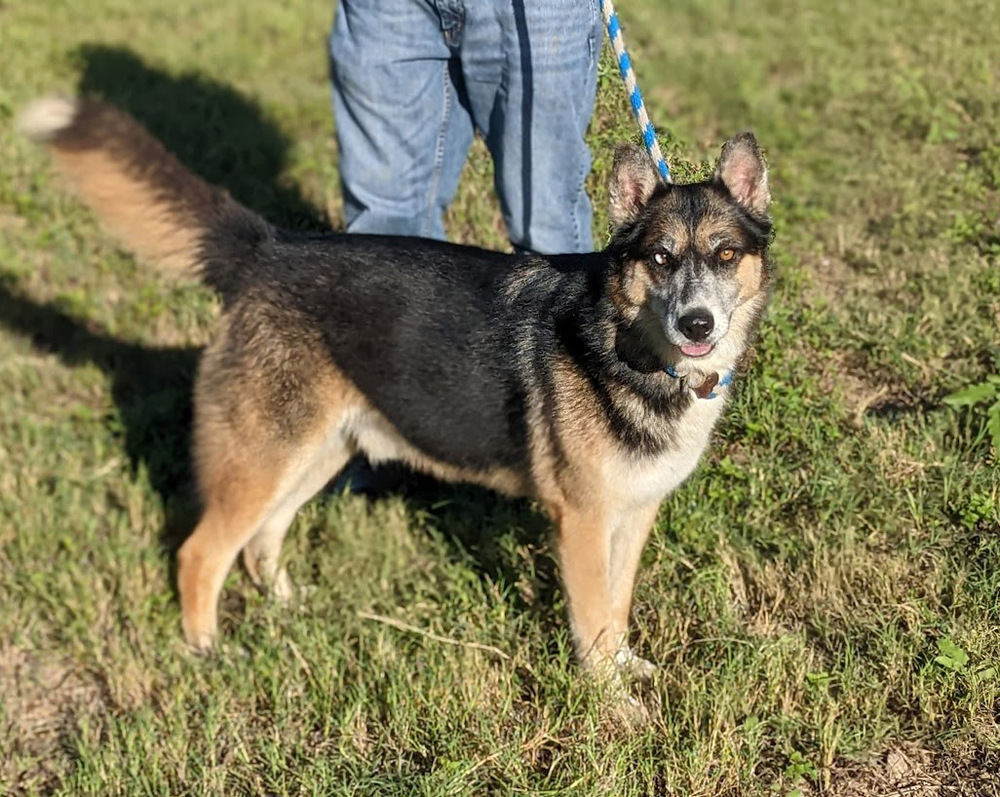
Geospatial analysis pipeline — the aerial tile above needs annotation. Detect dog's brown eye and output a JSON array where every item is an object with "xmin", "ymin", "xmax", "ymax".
[
  {"xmin": 718, "ymin": 248, "xmax": 737, "ymax": 262},
  {"xmin": 652, "ymin": 251, "xmax": 668, "ymax": 266}
]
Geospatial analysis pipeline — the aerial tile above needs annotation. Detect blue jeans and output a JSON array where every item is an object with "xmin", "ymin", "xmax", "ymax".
[{"xmin": 330, "ymin": 0, "xmax": 601, "ymax": 254}]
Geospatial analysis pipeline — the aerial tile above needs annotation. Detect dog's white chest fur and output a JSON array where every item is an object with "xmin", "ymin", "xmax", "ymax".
[{"xmin": 611, "ymin": 389, "xmax": 728, "ymax": 509}]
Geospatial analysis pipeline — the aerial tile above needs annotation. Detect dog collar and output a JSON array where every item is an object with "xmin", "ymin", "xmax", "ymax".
[{"xmin": 664, "ymin": 365, "xmax": 733, "ymax": 399}]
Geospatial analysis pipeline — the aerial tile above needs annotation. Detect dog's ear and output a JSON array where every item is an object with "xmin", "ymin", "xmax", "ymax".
[
  {"xmin": 609, "ymin": 144, "xmax": 661, "ymax": 229},
  {"xmin": 715, "ymin": 132, "xmax": 770, "ymax": 216}
]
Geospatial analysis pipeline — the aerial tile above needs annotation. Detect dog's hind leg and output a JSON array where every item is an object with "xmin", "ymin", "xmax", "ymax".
[
  {"xmin": 178, "ymin": 463, "xmax": 284, "ymax": 652},
  {"xmin": 176, "ymin": 313, "xmax": 358, "ymax": 651},
  {"xmin": 241, "ymin": 438, "xmax": 353, "ymax": 602},
  {"xmin": 178, "ymin": 422, "xmax": 352, "ymax": 651}
]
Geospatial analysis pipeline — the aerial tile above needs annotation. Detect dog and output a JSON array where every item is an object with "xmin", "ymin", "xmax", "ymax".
[{"xmin": 20, "ymin": 97, "xmax": 772, "ymax": 679}]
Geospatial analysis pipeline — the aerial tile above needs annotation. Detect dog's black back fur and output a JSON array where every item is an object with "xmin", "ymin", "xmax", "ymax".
[
  {"xmin": 196, "ymin": 158, "xmax": 774, "ymax": 470},
  {"xmin": 205, "ymin": 222, "xmax": 617, "ymax": 471}
]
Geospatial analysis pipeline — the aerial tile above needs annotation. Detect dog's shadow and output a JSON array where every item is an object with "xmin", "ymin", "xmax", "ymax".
[
  {"xmin": 5, "ymin": 45, "xmax": 557, "ymax": 616},
  {"xmin": 0, "ymin": 273, "xmax": 200, "ymax": 555},
  {"xmin": 77, "ymin": 44, "xmax": 326, "ymax": 231}
]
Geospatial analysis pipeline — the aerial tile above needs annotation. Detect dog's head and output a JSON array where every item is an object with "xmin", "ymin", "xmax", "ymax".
[{"xmin": 606, "ymin": 134, "xmax": 773, "ymax": 374}]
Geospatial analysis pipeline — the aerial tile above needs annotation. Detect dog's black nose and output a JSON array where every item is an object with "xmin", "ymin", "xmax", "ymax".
[{"xmin": 678, "ymin": 310, "xmax": 714, "ymax": 342}]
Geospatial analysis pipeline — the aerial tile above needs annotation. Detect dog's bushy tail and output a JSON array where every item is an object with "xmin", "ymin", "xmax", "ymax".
[{"xmin": 19, "ymin": 97, "xmax": 273, "ymax": 298}]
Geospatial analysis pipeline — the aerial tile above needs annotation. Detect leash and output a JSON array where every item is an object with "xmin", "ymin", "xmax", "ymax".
[
  {"xmin": 601, "ymin": 2, "xmax": 726, "ymax": 395},
  {"xmin": 599, "ymin": 0, "xmax": 671, "ymax": 183}
]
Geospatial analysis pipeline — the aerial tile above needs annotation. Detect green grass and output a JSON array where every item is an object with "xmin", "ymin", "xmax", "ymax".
[{"xmin": 1, "ymin": 0, "xmax": 999, "ymax": 794}]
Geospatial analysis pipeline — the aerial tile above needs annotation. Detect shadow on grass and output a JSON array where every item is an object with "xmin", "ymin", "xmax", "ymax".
[
  {"xmin": 76, "ymin": 44, "xmax": 327, "ymax": 231},
  {"xmin": 384, "ymin": 479, "xmax": 559, "ymax": 617},
  {"xmin": 0, "ymin": 273, "xmax": 559, "ymax": 626},
  {"xmin": 0, "ymin": 274, "xmax": 199, "ymax": 562},
  {"xmin": 4, "ymin": 42, "xmax": 335, "ymax": 574}
]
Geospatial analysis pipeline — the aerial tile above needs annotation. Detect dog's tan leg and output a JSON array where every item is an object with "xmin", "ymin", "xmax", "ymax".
[
  {"xmin": 242, "ymin": 440, "xmax": 352, "ymax": 602},
  {"xmin": 175, "ymin": 304, "xmax": 363, "ymax": 651},
  {"xmin": 178, "ymin": 426, "xmax": 354, "ymax": 651},
  {"xmin": 608, "ymin": 501, "xmax": 661, "ymax": 679},
  {"xmin": 177, "ymin": 464, "xmax": 285, "ymax": 652},
  {"xmin": 553, "ymin": 503, "xmax": 619, "ymax": 669},
  {"xmin": 553, "ymin": 498, "xmax": 662, "ymax": 670}
]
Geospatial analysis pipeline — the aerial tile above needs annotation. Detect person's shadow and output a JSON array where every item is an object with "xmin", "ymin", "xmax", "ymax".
[{"xmin": 4, "ymin": 44, "xmax": 556, "ymax": 616}]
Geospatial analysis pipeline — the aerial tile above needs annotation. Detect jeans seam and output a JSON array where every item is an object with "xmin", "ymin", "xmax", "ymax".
[
  {"xmin": 587, "ymin": 0, "xmax": 599, "ymax": 68},
  {"xmin": 578, "ymin": 156, "xmax": 589, "ymax": 250},
  {"xmin": 573, "ymin": 0, "xmax": 600, "ymax": 251},
  {"xmin": 425, "ymin": 61, "xmax": 452, "ymax": 239}
]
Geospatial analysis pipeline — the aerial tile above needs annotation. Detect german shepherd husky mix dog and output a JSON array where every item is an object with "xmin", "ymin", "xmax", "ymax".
[{"xmin": 21, "ymin": 98, "xmax": 772, "ymax": 679}]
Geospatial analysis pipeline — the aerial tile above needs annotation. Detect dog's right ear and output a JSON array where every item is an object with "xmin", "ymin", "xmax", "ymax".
[{"xmin": 608, "ymin": 144, "xmax": 661, "ymax": 229}]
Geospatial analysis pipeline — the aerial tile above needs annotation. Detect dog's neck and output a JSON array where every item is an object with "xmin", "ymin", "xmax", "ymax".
[
  {"xmin": 612, "ymin": 306, "xmax": 734, "ymax": 399},
  {"xmin": 663, "ymin": 365, "xmax": 733, "ymax": 399}
]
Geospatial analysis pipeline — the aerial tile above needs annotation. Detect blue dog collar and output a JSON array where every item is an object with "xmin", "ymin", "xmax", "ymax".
[{"xmin": 665, "ymin": 365, "xmax": 733, "ymax": 399}]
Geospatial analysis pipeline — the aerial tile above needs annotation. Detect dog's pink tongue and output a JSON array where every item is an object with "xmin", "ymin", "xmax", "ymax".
[{"xmin": 681, "ymin": 342, "xmax": 713, "ymax": 357}]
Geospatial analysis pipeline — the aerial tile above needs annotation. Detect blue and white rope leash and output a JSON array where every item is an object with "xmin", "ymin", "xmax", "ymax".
[
  {"xmin": 603, "ymin": 2, "xmax": 733, "ymax": 396},
  {"xmin": 599, "ymin": 0, "xmax": 671, "ymax": 183}
]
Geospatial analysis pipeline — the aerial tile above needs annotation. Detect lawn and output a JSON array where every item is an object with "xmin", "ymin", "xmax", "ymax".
[{"xmin": 1, "ymin": 0, "xmax": 998, "ymax": 794}]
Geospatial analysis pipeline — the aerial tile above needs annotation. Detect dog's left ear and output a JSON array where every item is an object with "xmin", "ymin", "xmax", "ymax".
[
  {"xmin": 609, "ymin": 144, "xmax": 661, "ymax": 229},
  {"xmin": 715, "ymin": 133, "xmax": 770, "ymax": 216}
]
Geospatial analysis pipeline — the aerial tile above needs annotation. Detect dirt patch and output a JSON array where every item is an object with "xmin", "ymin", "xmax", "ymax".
[
  {"xmin": 803, "ymin": 252, "xmax": 873, "ymax": 307},
  {"xmin": 806, "ymin": 744, "xmax": 1000, "ymax": 797},
  {"xmin": 0, "ymin": 646, "xmax": 105, "ymax": 795},
  {"xmin": 813, "ymin": 349, "xmax": 939, "ymax": 431},
  {"xmin": 816, "ymin": 350, "xmax": 883, "ymax": 426}
]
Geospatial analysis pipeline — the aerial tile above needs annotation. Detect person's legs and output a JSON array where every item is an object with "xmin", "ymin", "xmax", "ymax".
[
  {"xmin": 330, "ymin": 0, "xmax": 475, "ymax": 238},
  {"xmin": 460, "ymin": 0, "xmax": 602, "ymax": 253}
]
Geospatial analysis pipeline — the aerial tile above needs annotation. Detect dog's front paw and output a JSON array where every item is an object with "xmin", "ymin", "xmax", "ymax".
[
  {"xmin": 183, "ymin": 623, "xmax": 217, "ymax": 655},
  {"xmin": 615, "ymin": 647, "xmax": 657, "ymax": 682},
  {"xmin": 271, "ymin": 567, "xmax": 295, "ymax": 604}
]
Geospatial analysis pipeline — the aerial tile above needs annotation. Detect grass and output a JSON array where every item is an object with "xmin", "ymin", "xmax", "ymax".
[{"xmin": 1, "ymin": 0, "xmax": 998, "ymax": 794}]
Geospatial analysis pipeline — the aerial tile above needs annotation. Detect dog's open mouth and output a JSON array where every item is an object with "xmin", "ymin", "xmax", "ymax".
[{"xmin": 680, "ymin": 342, "xmax": 714, "ymax": 358}]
